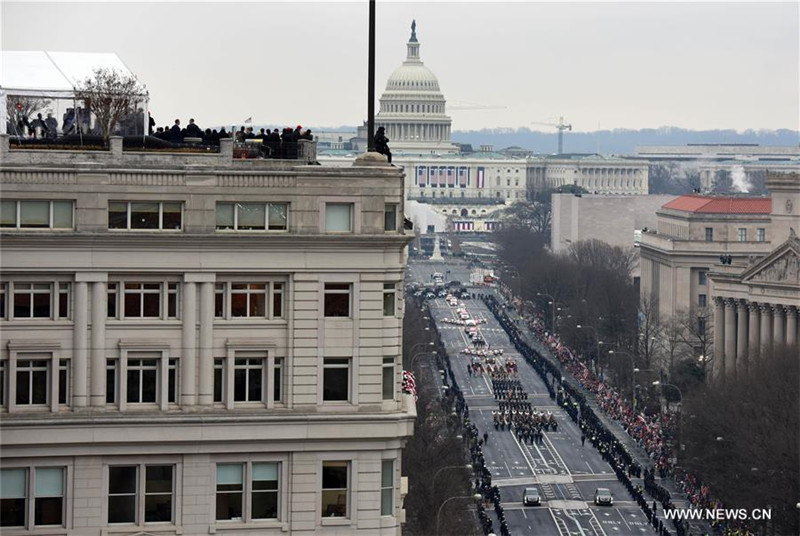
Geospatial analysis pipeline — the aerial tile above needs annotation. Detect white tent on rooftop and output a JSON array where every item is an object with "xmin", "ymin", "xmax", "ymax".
[{"xmin": 0, "ymin": 50, "xmax": 148, "ymax": 134}]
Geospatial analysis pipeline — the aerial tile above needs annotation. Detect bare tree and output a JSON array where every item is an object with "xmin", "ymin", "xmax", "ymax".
[
  {"xmin": 658, "ymin": 315, "xmax": 689, "ymax": 378},
  {"xmin": 6, "ymin": 96, "xmax": 52, "ymax": 121},
  {"xmin": 682, "ymin": 345, "xmax": 799, "ymax": 535},
  {"xmin": 74, "ymin": 67, "xmax": 145, "ymax": 142},
  {"xmin": 637, "ymin": 295, "xmax": 663, "ymax": 370},
  {"xmin": 675, "ymin": 306, "xmax": 714, "ymax": 377}
]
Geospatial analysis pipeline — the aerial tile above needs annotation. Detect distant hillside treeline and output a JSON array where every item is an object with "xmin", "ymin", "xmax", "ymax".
[{"xmin": 450, "ymin": 127, "xmax": 800, "ymax": 155}]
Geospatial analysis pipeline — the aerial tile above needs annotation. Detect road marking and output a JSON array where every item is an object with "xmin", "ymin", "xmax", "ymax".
[
  {"xmin": 510, "ymin": 428, "xmax": 538, "ymax": 475},
  {"xmin": 563, "ymin": 509, "xmax": 588, "ymax": 536},
  {"xmin": 543, "ymin": 429, "xmax": 572, "ymax": 476},
  {"xmin": 616, "ymin": 508, "xmax": 631, "ymax": 533}
]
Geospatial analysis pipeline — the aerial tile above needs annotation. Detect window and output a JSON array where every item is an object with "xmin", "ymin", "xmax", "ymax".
[
  {"xmin": 251, "ymin": 463, "xmax": 279, "ymax": 520},
  {"xmin": 0, "ymin": 283, "xmax": 6, "ymax": 319},
  {"xmin": 127, "ymin": 359, "xmax": 157, "ymax": 403},
  {"xmin": 34, "ymin": 467, "xmax": 64, "ymax": 526},
  {"xmin": 321, "ymin": 461, "xmax": 348, "ymax": 518},
  {"xmin": 108, "ymin": 466, "xmax": 137, "ymax": 523},
  {"xmin": 216, "ymin": 464, "xmax": 243, "ymax": 521},
  {"xmin": 757, "ymin": 228, "xmax": 765, "ymax": 242},
  {"xmin": 112, "ymin": 282, "xmax": 178, "ymax": 319},
  {"xmin": 58, "ymin": 359, "xmax": 69, "ymax": 405},
  {"xmin": 16, "ymin": 360, "xmax": 48, "ymax": 405},
  {"xmin": 384, "ymin": 203, "xmax": 397, "ymax": 231},
  {"xmin": 326, "ymin": 203, "xmax": 353, "ymax": 232},
  {"xmin": 216, "ymin": 463, "xmax": 280, "ymax": 523},
  {"xmin": 272, "ymin": 283, "xmax": 283, "ymax": 318},
  {"xmin": 698, "ymin": 317, "xmax": 706, "ymax": 336},
  {"xmin": 704, "ymin": 227, "xmax": 713, "ymax": 242},
  {"xmin": 738, "ymin": 228, "xmax": 747, "ymax": 242},
  {"xmin": 108, "ymin": 201, "xmax": 182, "ymax": 230},
  {"xmin": 698, "ymin": 271, "xmax": 708, "ymax": 286},
  {"xmin": 57, "ymin": 283, "xmax": 69, "ymax": 318},
  {"xmin": 698, "ymin": 294, "xmax": 707, "ymax": 307},
  {"xmin": 106, "ymin": 359, "xmax": 118, "ymax": 404},
  {"xmin": 144, "ymin": 465, "xmax": 174, "ymax": 522},
  {"xmin": 383, "ymin": 283, "xmax": 396, "ymax": 316},
  {"xmin": 380, "ymin": 460, "xmax": 393, "ymax": 516},
  {"xmin": 214, "ymin": 359, "xmax": 224, "ymax": 403},
  {"xmin": 0, "ymin": 467, "xmax": 65, "ymax": 529},
  {"xmin": 0, "ymin": 360, "xmax": 5, "ymax": 406},
  {"xmin": 1, "ymin": 468, "xmax": 27, "ymax": 527},
  {"xmin": 0, "ymin": 200, "xmax": 73, "ymax": 230},
  {"xmin": 323, "ymin": 358, "xmax": 349, "ymax": 402},
  {"xmin": 324, "ymin": 283, "xmax": 351, "ymax": 317},
  {"xmin": 13, "ymin": 283, "xmax": 51, "ymax": 318},
  {"xmin": 234, "ymin": 359, "xmax": 263, "ymax": 402},
  {"xmin": 273, "ymin": 358, "xmax": 283, "ymax": 403},
  {"xmin": 215, "ymin": 282, "xmax": 284, "ymax": 320},
  {"xmin": 382, "ymin": 357, "xmax": 394, "ymax": 400},
  {"xmin": 216, "ymin": 203, "xmax": 288, "ymax": 231},
  {"xmin": 231, "ymin": 284, "xmax": 267, "ymax": 317},
  {"xmin": 108, "ymin": 465, "xmax": 174, "ymax": 525}
]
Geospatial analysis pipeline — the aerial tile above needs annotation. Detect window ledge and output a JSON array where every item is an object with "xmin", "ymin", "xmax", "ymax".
[
  {"xmin": 102, "ymin": 527, "xmax": 182, "ymax": 536},
  {"xmin": 0, "ymin": 529, "xmax": 68, "ymax": 536},
  {"xmin": 210, "ymin": 521, "xmax": 287, "ymax": 533},
  {"xmin": 320, "ymin": 517, "xmax": 352, "ymax": 526}
]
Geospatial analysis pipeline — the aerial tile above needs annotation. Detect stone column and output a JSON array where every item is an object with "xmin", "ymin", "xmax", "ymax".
[
  {"xmin": 735, "ymin": 300, "xmax": 748, "ymax": 378},
  {"xmin": 787, "ymin": 306, "xmax": 798, "ymax": 348},
  {"xmin": 72, "ymin": 280, "xmax": 89, "ymax": 408},
  {"xmin": 723, "ymin": 299, "xmax": 737, "ymax": 380},
  {"xmin": 181, "ymin": 279, "xmax": 197, "ymax": 406},
  {"xmin": 90, "ymin": 280, "xmax": 108, "ymax": 407},
  {"xmin": 198, "ymin": 280, "xmax": 215, "ymax": 406},
  {"xmin": 772, "ymin": 305, "xmax": 785, "ymax": 349},
  {"xmin": 748, "ymin": 302, "xmax": 760, "ymax": 363},
  {"xmin": 713, "ymin": 298, "xmax": 725, "ymax": 381},
  {"xmin": 759, "ymin": 304, "xmax": 772, "ymax": 357}
]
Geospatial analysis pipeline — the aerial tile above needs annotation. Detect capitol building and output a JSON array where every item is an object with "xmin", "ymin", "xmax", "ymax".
[
  {"xmin": 318, "ymin": 21, "xmax": 649, "ymax": 233},
  {"xmin": 374, "ymin": 20, "xmax": 459, "ymax": 154}
]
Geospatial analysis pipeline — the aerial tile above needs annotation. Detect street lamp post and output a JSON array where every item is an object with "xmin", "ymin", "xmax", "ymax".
[
  {"xmin": 536, "ymin": 292, "xmax": 556, "ymax": 332},
  {"xmin": 431, "ymin": 464, "xmax": 472, "ymax": 490},
  {"xmin": 436, "ymin": 494, "xmax": 482, "ymax": 535},
  {"xmin": 608, "ymin": 348, "xmax": 635, "ymax": 402},
  {"xmin": 576, "ymin": 324, "xmax": 602, "ymax": 366}
]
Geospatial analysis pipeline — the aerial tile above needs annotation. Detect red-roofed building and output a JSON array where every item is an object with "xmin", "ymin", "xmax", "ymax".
[{"xmin": 640, "ymin": 173, "xmax": 799, "ymax": 340}]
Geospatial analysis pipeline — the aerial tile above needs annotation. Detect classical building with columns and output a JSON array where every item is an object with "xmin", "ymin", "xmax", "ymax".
[
  {"xmin": 708, "ymin": 230, "xmax": 799, "ymax": 381},
  {"xmin": 374, "ymin": 20, "xmax": 459, "ymax": 155},
  {"xmin": 0, "ymin": 137, "xmax": 414, "ymax": 535}
]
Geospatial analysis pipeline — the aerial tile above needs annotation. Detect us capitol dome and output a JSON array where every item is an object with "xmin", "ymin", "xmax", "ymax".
[{"xmin": 375, "ymin": 20, "xmax": 459, "ymax": 154}]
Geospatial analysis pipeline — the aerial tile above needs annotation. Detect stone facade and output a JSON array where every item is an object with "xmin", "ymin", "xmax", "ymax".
[
  {"xmin": 708, "ymin": 231, "xmax": 800, "ymax": 382},
  {"xmin": 550, "ymin": 193, "xmax": 675, "ymax": 254},
  {"xmin": 639, "ymin": 172, "xmax": 800, "ymax": 375},
  {"xmin": 527, "ymin": 156, "xmax": 649, "ymax": 195},
  {"xmin": 0, "ymin": 137, "xmax": 414, "ymax": 535}
]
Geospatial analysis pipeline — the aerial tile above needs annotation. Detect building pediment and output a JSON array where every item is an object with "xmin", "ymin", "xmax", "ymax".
[{"xmin": 741, "ymin": 229, "xmax": 800, "ymax": 285}]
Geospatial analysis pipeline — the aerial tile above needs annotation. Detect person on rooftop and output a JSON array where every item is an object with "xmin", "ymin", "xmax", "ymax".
[
  {"xmin": 185, "ymin": 118, "xmax": 203, "ymax": 138},
  {"xmin": 170, "ymin": 119, "xmax": 182, "ymax": 142}
]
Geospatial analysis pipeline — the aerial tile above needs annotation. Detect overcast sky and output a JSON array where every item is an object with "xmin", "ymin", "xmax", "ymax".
[{"xmin": 2, "ymin": 1, "xmax": 798, "ymax": 132}]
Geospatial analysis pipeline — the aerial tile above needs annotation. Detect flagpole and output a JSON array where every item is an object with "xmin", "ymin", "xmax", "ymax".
[{"xmin": 367, "ymin": 0, "xmax": 376, "ymax": 152}]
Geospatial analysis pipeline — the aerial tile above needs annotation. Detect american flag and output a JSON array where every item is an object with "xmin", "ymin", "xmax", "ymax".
[
  {"xmin": 430, "ymin": 166, "xmax": 438, "ymax": 187},
  {"xmin": 402, "ymin": 370, "xmax": 418, "ymax": 400},
  {"xmin": 447, "ymin": 166, "xmax": 455, "ymax": 187},
  {"xmin": 477, "ymin": 167, "xmax": 485, "ymax": 189},
  {"xmin": 458, "ymin": 166, "xmax": 468, "ymax": 187},
  {"xmin": 439, "ymin": 166, "xmax": 447, "ymax": 187}
]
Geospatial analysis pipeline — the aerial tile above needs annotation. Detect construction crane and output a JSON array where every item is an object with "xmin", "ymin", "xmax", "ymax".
[{"xmin": 530, "ymin": 116, "xmax": 572, "ymax": 154}]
